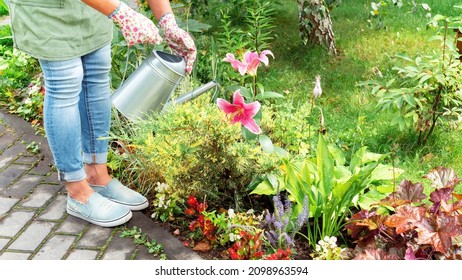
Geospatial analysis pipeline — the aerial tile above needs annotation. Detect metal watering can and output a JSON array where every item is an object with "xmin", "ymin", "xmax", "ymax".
[{"xmin": 111, "ymin": 50, "xmax": 219, "ymax": 121}]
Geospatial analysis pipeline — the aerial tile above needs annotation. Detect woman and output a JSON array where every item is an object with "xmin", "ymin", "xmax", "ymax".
[{"xmin": 8, "ymin": 0, "xmax": 196, "ymax": 227}]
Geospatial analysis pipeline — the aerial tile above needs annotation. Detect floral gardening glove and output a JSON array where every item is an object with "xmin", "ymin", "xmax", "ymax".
[
  {"xmin": 158, "ymin": 13, "xmax": 197, "ymax": 75},
  {"xmin": 110, "ymin": 2, "xmax": 163, "ymax": 46}
]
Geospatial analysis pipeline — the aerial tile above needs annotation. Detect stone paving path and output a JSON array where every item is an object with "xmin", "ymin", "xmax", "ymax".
[{"xmin": 0, "ymin": 110, "xmax": 201, "ymax": 260}]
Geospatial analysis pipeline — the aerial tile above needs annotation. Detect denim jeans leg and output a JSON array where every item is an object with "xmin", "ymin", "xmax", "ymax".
[
  {"xmin": 40, "ymin": 58, "xmax": 86, "ymax": 182},
  {"xmin": 79, "ymin": 44, "xmax": 112, "ymax": 165},
  {"xmin": 39, "ymin": 44, "xmax": 112, "ymax": 182}
]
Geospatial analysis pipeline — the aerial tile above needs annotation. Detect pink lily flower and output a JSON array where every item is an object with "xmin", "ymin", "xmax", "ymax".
[
  {"xmin": 217, "ymin": 90, "xmax": 262, "ymax": 134},
  {"xmin": 223, "ymin": 50, "xmax": 274, "ymax": 76}
]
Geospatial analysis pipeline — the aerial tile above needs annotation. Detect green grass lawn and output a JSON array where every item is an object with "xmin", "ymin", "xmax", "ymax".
[{"xmin": 263, "ymin": 0, "xmax": 462, "ymax": 185}]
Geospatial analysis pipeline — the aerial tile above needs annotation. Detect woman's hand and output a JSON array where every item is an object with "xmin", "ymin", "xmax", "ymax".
[
  {"xmin": 110, "ymin": 2, "xmax": 162, "ymax": 46},
  {"xmin": 158, "ymin": 13, "xmax": 197, "ymax": 75}
]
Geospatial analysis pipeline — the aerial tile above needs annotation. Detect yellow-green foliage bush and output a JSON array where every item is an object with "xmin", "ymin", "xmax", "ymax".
[{"xmin": 120, "ymin": 98, "xmax": 280, "ymax": 211}]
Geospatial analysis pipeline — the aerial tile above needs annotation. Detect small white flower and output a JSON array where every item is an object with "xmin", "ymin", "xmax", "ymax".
[
  {"xmin": 229, "ymin": 233, "xmax": 241, "ymax": 242},
  {"xmin": 315, "ymin": 244, "xmax": 321, "ymax": 252},
  {"xmin": 228, "ymin": 209, "xmax": 236, "ymax": 218},
  {"xmin": 156, "ymin": 182, "xmax": 169, "ymax": 192}
]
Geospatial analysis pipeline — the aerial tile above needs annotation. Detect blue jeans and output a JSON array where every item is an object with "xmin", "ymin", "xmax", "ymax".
[{"xmin": 39, "ymin": 44, "xmax": 112, "ymax": 182}]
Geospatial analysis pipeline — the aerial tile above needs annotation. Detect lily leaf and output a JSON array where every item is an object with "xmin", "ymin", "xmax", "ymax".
[
  {"xmin": 255, "ymin": 91, "xmax": 285, "ymax": 100},
  {"xmin": 259, "ymin": 134, "xmax": 274, "ymax": 153}
]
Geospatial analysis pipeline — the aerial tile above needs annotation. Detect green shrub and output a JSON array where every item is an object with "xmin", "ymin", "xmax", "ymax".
[
  {"xmin": 111, "ymin": 97, "xmax": 280, "ymax": 212},
  {"xmin": 0, "ymin": 25, "xmax": 12, "ymax": 46},
  {"xmin": 262, "ymin": 101, "xmax": 318, "ymax": 156}
]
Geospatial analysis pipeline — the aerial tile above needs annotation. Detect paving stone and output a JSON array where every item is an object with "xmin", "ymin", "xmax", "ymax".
[
  {"xmin": 56, "ymin": 215, "xmax": 88, "ymax": 234},
  {"xmin": 33, "ymin": 234, "xmax": 76, "ymax": 260},
  {"xmin": 0, "ymin": 252, "xmax": 31, "ymax": 260},
  {"xmin": 0, "ymin": 238, "xmax": 10, "ymax": 250},
  {"xmin": 101, "ymin": 233, "xmax": 135, "ymax": 260},
  {"xmin": 66, "ymin": 249, "xmax": 99, "ymax": 260},
  {"xmin": 0, "ymin": 123, "xmax": 6, "ymax": 135},
  {"xmin": 21, "ymin": 186, "xmax": 57, "ymax": 208},
  {"xmin": 0, "ymin": 164, "xmax": 28, "ymax": 189},
  {"xmin": 0, "ymin": 211, "xmax": 35, "ymax": 237},
  {"xmin": 38, "ymin": 194, "xmax": 66, "ymax": 220},
  {"xmin": 2, "ymin": 173, "xmax": 43, "ymax": 199},
  {"xmin": 0, "ymin": 130, "xmax": 19, "ymax": 153},
  {"xmin": 42, "ymin": 172, "xmax": 61, "ymax": 185},
  {"xmin": 134, "ymin": 244, "xmax": 160, "ymax": 260},
  {"xmin": 0, "ymin": 142, "xmax": 27, "ymax": 169},
  {"xmin": 8, "ymin": 220, "xmax": 55, "ymax": 251},
  {"xmin": 15, "ymin": 155, "xmax": 40, "ymax": 165},
  {"xmin": 77, "ymin": 225, "xmax": 114, "ymax": 248},
  {"xmin": 28, "ymin": 159, "xmax": 54, "ymax": 176},
  {"xmin": 0, "ymin": 197, "xmax": 19, "ymax": 216}
]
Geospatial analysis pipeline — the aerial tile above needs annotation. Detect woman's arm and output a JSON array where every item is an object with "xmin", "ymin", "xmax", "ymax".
[
  {"xmin": 81, "ymin": 0, "xmax": 174, "ymax": 20},
  {"xmin": 146, "ymin": 0, "xmax": 173, "ymax": 20},
  {"xmin": 81, "ymin": 0, "xmax": 120, "ymax": 16}
]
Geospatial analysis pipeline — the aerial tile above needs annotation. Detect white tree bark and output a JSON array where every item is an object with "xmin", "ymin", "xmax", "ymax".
[{"xmin": 298, "ymin": 0, "xmax": 337, "ymax": 56}]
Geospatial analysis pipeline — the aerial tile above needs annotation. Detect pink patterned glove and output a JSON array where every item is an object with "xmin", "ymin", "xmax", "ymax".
[
  {"xmin": 158, "ymin": 13, "xmax": 197, "ymax": 75},
  {"xmin": 110, "ymin": 2, "xmax": 162, "ymax": 46}
]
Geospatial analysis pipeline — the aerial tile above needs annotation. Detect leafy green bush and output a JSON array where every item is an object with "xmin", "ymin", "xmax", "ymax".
[
  {"xmin": 361, "ymin": 12, "xmax": 462, "ymax": 146},
  {"xmin": 0, "ymin": 46, "xmax": 43, "ymax": 128},
  {"xmin": 251, "ymin": 133, "xmax": 397, "ymax": 248},
  {"xmin": 111, "ymin": 97, "xmax": 280, "ymax": 213}
]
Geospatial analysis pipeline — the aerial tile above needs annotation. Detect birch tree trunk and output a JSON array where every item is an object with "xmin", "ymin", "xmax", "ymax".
[{"xmin": 298, "ymin": 0, "xmax": 337, "ymax": 56}]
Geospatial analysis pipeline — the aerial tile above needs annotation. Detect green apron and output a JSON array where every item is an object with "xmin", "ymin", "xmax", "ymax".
[{"xmin": 8, "ymin": 0, "xmax": 113, "ymax": 60}]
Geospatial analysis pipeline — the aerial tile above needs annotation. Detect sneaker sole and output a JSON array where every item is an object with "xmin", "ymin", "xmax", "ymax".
[{"xmin": 66, "ymin": 208, "xmax": 133, "ymax": 228}]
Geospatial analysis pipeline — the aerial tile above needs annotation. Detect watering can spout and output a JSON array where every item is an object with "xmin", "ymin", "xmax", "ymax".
[{"xmin": 167, "ymin": 81, "xmax": 220, "ymax": 107}]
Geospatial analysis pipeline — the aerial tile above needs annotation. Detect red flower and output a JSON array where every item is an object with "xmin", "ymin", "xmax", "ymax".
[
  {"xmin": 264, "ymin": 248, "xmax": 292, "ymax": 260},
  {"xmin": 187, "ymin": 195, "xmax": 198, "ymax": 208},
  {"xmin": 229, "ymin": 248, "xmax": 240, "ymax": 260},
  {"xmin": 184, "ymin": 208, "xmax": 196, "ymax": 216}
]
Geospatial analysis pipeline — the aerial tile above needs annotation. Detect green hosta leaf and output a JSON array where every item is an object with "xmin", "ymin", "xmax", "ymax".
[
  {"xmin": 334, "ymin": 166, "xmax": 352, "ymax": 185},
  {"xmin": 350, "ymin": 147, "xmax": 384, "ymax": 173},
  {"xmin": 328, "ymin": 143, "xmax": 346, "ymax": 166},
  {"xmin": 250, "ymin": 178, "xmax": 279, "ymax": 196},
  {"xmin": 316, "ymin": 133, "xmax": 334, "ymax": 199},
  {"xmin": 376, "ymin": 183, "xmax": 396, "ymax": 195},
  {"xmin": 335, "ymin": 161, "xmax": 380, "ymax": 211},
  {"xmin": 357, "ymin": 189, "xmax": 390, "ymax": 214},
  {"xmin": 370, "ymin": 164, "xmax": 404, "ymax": 181},
  {"xmin": 283, "ymin": 160, "xmax": 307, "ymax": 209}
]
